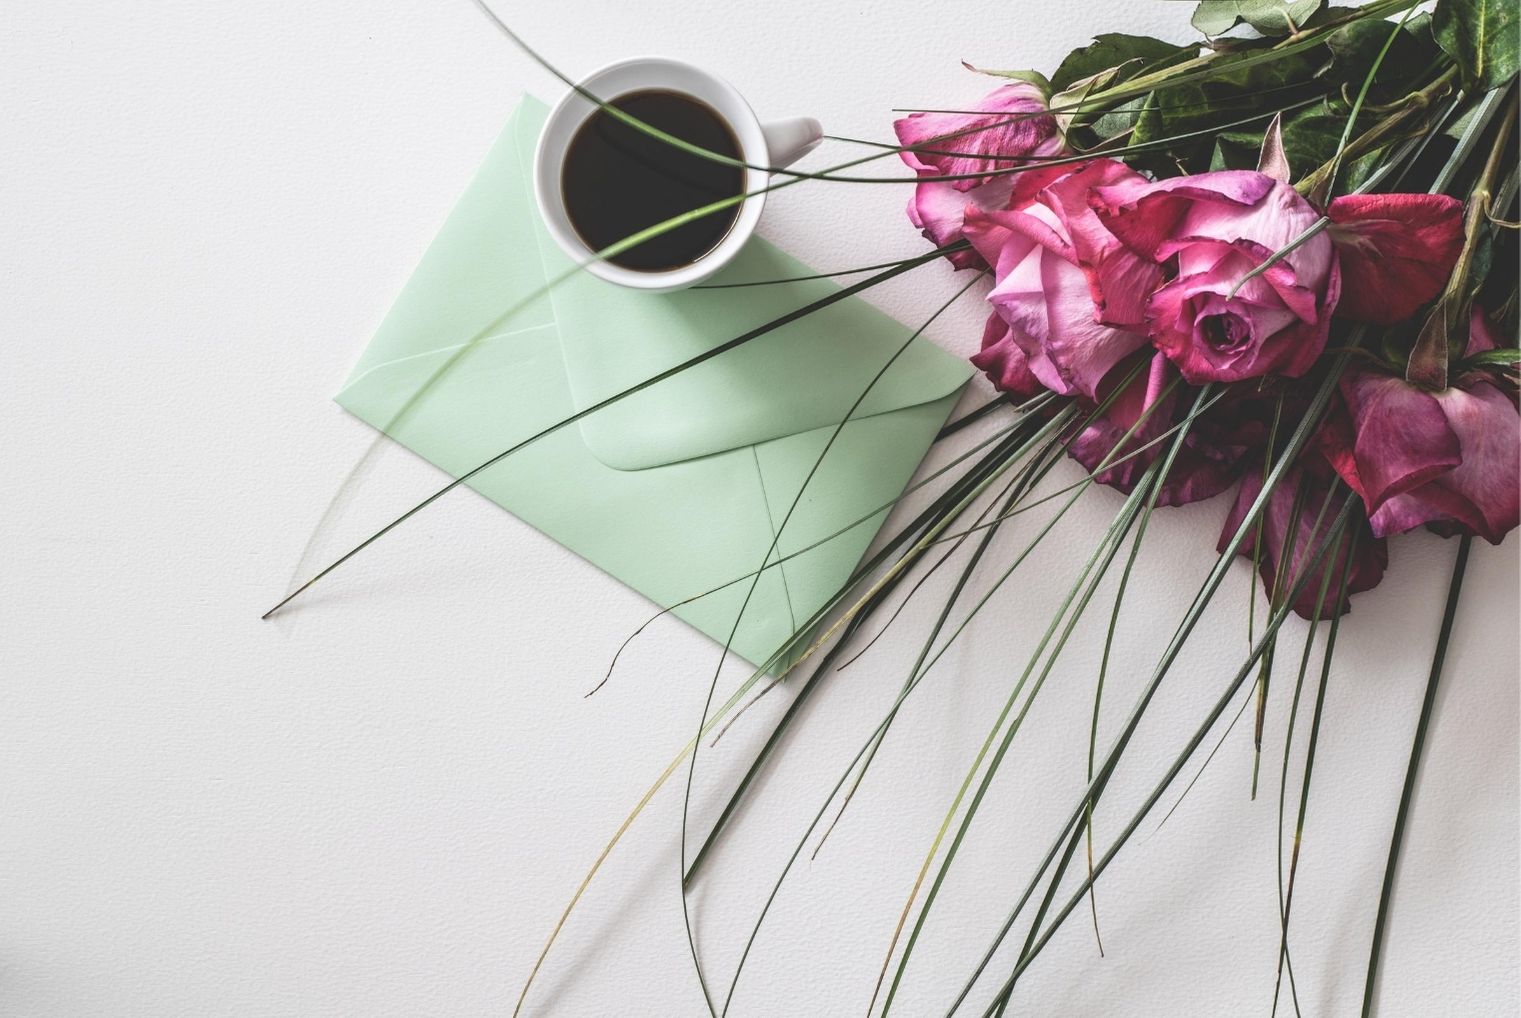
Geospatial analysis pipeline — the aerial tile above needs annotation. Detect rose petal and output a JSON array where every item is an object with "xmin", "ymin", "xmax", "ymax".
[
  {"xmin": 974, "ymin": 201, "xmax": 1148, "ymax": 400},
  {"xmin": 1067, "ymin": 352, "xmax": 1241, "ymax": 506},
  {"xmin": 1145, "ymin": 256, "xmax": 1335, "ymax": 383},
  {"xmin": 1370, "ymin": 378, "xmax": 1521, "ymax": 544},
  {"xmin": 1335, "ymin": 367, "xmax": 1462, "ymax": 510},
  {"xmin": 1217, "ymin": 462, "xmax": 1388, "ymax": 619},
  {"xmin": 1463, "ymin": 303, "xmax": 1510, "ymax": 359},
  {"xmin": 905, "ymin": 175, "xmax": 1018, "ymax": 268},
  {"xmin": 1029, "ymin": 246, "xmax": 1149, "ymax": 398},
  {"xmin": 894, "ymin": 83, "xmax": 1062, "ymax": 192},
  {"xmin": 1039, "ymin": 159, "xmax": 1163, "ymax": 328},
  {"xmin": 1326, "ymin": 193, "xmax": 1465, "ymax": 324},
  {"xmin": 1089, "ymin": 170, "xmax": 1279, "ymax": 260},
  {"xmin": 970, "ymin": 311, "xmax": 1046, "ymax": 399}
]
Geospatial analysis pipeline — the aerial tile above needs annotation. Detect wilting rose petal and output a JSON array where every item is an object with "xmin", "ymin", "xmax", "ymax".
[
  {"xmin": 1089, "ymin": 171, "xmax": 1278, "ymax": 260},
  {"xmin": 906, "ymin": 175, "xmax": 1019, "ymax": 269},
  {"xmin": 895, "ymin": 84, "xmax": 1067, "ymax": 266},
  {"xmin": 1190, "ymin": 377, "xmax": 1311, "ymax": 467},
  {"xmin": 1327, "ymin": 193, "xmax": 1465, "ymax": 324},
  {"xmin": 894, "ymin": 83, "xmax": 1063, "ymax": 190},
  {"xmin": 1218, "ymin": 460, "xmax": 1388, "ymax": 619},
  {"xmin": 1327, "ymin": 369, "xmax": 1461, "ymax": 508},
  {"xmin": 1038, "ymin": 159, "xmax": 1163, "ymax": 329},
  {"xmin": 1370, "ymin": 379, "xmax": 1520, "ymax": 544},
  {"xmin": 1320, "ymin": 308, "xmax": 1520, "ymax": 545},
  {"xmin": 970, "ymin": 311, "xmax": 1046, "ymax": 399},
  {"xmin": 1465, "ymin": 301, "xmax": 1505, "ymax": 356},
  {"xmin": 1067, "ymin": 352, "xmax": 1243, "ymax": 507},
  {"xmin": 1092, "ymin": 170, "xmax": 1338, "ymax": 384}
]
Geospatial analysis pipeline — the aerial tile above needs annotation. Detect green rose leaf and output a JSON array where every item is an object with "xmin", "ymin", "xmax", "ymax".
[
  {"xmin": 1325, "ymin": 13, "xmax": 1438, "ymax": 97},
  {"xmin": 1462, "ymin": 347, "xmax": 1521, "ymax": 367},
  {"xmin": 1050, "ymin": 33, "xmax": 1192, "ymax": 93},
  {"xmin": 1090, "ymin": 94, "xmax": 1151, "ymax": 141},
  {"xmin": 1275, "ymin": 106, "xmax": 1383, "ymax": 193},
  {"xmin": 1130, "ymin": 45, "xmax": 1320, "ymax": 170},
  {"xmin": 1433, "ymin": 0, "xmax": 1520, "ymax": 92},
  {"xmin": 1192, "ymin": 0, "xmax": 1325, "ymax": 37},
  {"xmin": 959, "ymin": 62, "xmax": 1053, "ymax": 95}
]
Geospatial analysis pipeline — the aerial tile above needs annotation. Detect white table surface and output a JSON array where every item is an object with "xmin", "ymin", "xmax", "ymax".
[{"xmin": 3, "ymin": 2, "xmax": 1516, "ymax": 1015}]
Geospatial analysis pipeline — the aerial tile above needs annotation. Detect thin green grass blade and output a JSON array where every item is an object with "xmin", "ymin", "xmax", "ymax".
[
  {"xmin": 1005, "ymin": 389, "xmax": 1215, "ymax": 992},
  {"xmin": 1249, "ymin": 394, "xmax": 1286, "ymax": 646},
  {"xmin": 679, "ymin": 428, "xmax": 1047, "ymax": 886},
  {"xmin": 677, "ymin": 272, "xmax": 988, "ymax": 1014},
  {"xmin": 1254, "ymin": 484, "xmax": 1315, "ymax": 799},
  {"xmin": 868, "ymin": 467, "xmax": 1154, "ymax": 1017},
  {"xmin": 813, "ymin": 453, "xmax": 1045, "ymax": 862},
  {"xmin": 997, "ymin": 487, "xmax": 1339, "ymax": 1017},
  {"xmin": 1080, "ymin": 382, "xmax": 1212, "ymax": 957},
  {"xmin": 1360, "ymin": 535, "xmax": 1473, "ymax": 1018},
  {"xmin": 708, "ymin": 381, "xmax": 1158, "ymax": 1013},
  {"xmin": 877, "ymin": 387, "xmax": 1199, "ymax": 1016},
  {"xmin": 584, "ymin": 410, "xmax": 1042, "ymax": 696},
  {"xmin": 706, "ymin": 430, "xmax": 1078, "ymax": 1013},
  {"xmin": 1271, "ymin": 531, "xmax": 1359, "ymax": 1018},
  {"xmin": 941, "ymin": 338, "xmax": 1363, "ymax": 1013},
  {"xmin": 977, "ymin": 498, "xmax": 1359, "ymax": 1013},
  {"xmin": 264, "ymin": 245, "xmax": 952, "ymax": 618}
]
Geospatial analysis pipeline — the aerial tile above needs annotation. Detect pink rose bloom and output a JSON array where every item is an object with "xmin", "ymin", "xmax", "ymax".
[
  {"xmin": 1090, "ymin": 170, "xmax": 1339, "ymax": 384},
  {"xmin": 962, "ymin": 159, "xmax": 1160, "ymax": 400},
  {"xmin": 894, "ymin": 83, "xmax": 1067, "ymax": 269},
  {"xmin": 1320, "ymin": 307, "xmax": 1520, "ymax": 544},
  {"xmin": 1067, "ymin": 351, "xmax": 1244, "ymax": 507},
  {"xmin": 1218, "ymin": 457, "xmax": 1388, "ymax": 620}
]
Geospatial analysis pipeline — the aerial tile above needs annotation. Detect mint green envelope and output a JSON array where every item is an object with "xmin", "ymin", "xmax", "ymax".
[{"xmin": 335, "ymin": 96, "xmax": 971, "ymax": 668}]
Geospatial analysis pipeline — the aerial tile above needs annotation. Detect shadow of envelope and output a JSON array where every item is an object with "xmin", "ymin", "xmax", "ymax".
[{"xmin": 336, "ymin": 96, "xmax": 971, "ymax": 670}]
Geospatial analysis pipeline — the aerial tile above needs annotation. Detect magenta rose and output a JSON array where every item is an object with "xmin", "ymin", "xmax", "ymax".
[
  {"xmin": 1186, "ymin": 376, "xmax": 1312, "ymax": 471},
  {"xmin": 961, "ymin": 159, "xmax": 1160, "ymax": 400},
  {"xmin": 1067, "ymin": 351, "xmax": 1244, "ymax": 507},
  {"xmin": 1218, "ymin": 457, "xmax": 1388, "ymax": 620},
  {"xmin": 1320, "ymin": 307, "xmax": 1520, "ymax": 544},
  {"xmin": 894, "ymin": 83, "xmax": 1067, "ymax": 269},
  {"xmin": 1090, "ymin": 170, "xmax": 1338, "ymax": 384}
]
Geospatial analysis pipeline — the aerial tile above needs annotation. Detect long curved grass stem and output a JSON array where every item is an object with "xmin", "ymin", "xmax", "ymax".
[{"xmin": 1359, "ymin": 536, "xmax": 1472, "ymax": 1018}]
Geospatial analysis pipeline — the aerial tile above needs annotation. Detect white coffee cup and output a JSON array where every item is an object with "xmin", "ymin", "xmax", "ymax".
[{"xmin": 532, "ymin": 57, "xmax": 822, "ymax": 292}]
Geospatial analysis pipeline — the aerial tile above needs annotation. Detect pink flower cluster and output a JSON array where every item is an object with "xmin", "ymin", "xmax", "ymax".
[{"xmin": 895, "ymin": 85, "xmax": 1518, "ymax": 617}]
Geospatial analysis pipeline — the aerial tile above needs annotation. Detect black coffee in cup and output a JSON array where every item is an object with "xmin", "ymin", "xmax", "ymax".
[{"xmin": 560, "ymin": 89, "xmax": 745, "ymax": 272}]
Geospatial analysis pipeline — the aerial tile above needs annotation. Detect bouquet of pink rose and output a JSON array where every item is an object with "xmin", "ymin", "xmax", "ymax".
[{"xmin": 894, "ymin": 37, "xmax": 1516, "ymax": 624}]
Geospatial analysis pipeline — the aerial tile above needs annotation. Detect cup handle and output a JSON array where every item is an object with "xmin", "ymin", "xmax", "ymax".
[{"xmin": 761, "ymin": 117, "xmax": 823, "ymax": 170}]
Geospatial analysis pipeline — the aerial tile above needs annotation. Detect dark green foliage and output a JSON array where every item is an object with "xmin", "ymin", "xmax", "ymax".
[{"xmin": 1433, "ymin": 0, "xmax": 1520, "ymax": 92}]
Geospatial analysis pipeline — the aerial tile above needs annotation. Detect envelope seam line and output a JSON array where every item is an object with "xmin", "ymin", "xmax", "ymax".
[
  {"xmin": 341, "ymin": 323, "xmax": 557, "ymax": 391},
  {"xmin": 751, "ymin": 445, "xmax": 799, "ymax": 637}
]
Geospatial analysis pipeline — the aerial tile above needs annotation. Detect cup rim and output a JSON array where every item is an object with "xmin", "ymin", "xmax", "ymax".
[{"xmin": 532, "ymin": 56, "xmax": 769, "ymax": 292}]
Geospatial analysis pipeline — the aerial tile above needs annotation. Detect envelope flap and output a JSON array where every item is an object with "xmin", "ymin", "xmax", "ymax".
[{"xmin": 510, "ymin": 99, "xmax": 973, "ymax": 472}]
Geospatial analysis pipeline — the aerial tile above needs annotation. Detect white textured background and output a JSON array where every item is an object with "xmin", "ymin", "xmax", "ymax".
[{"xmin": 3, "ymin": 2, "xmax": 1517, "ymax": 1015}]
